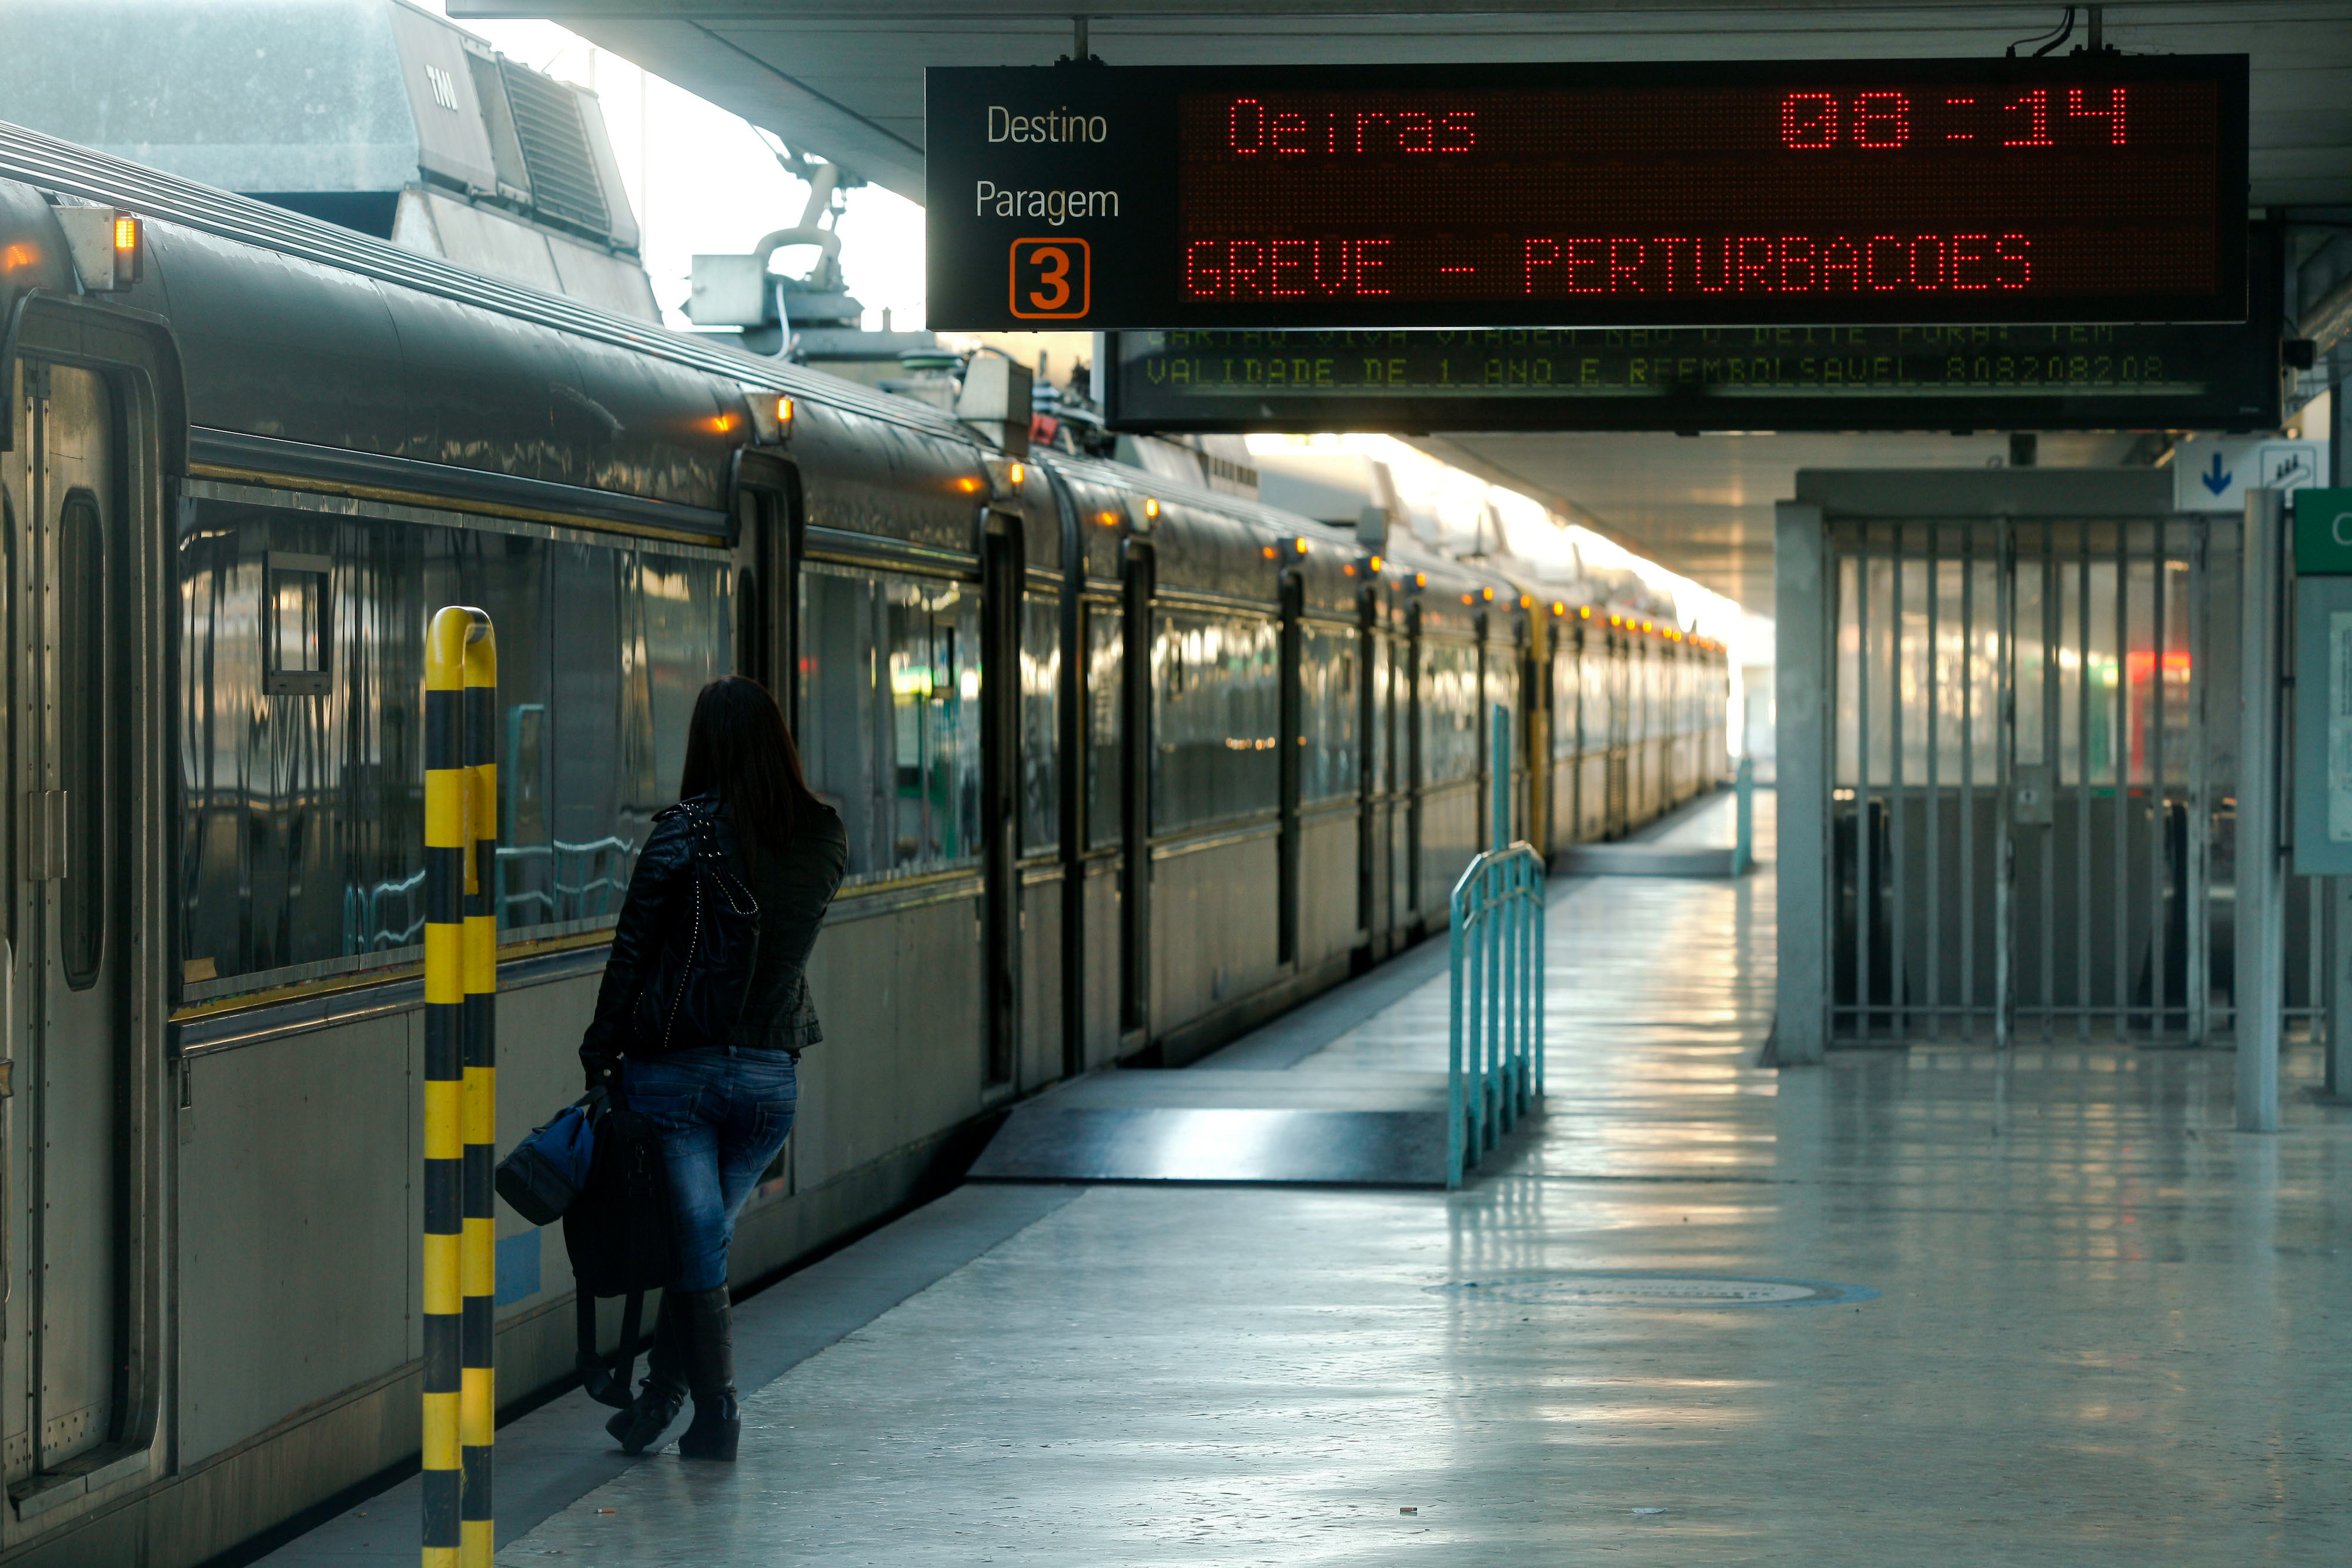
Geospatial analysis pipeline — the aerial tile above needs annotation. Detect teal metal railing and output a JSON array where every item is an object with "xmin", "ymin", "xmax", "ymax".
[{"xmin": 1447, "ymin": 704, "xmax": 1546, "ymax": 1188}]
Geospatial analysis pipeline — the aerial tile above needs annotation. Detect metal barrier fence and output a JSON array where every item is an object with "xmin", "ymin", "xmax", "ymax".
[
  {"xmin": 1448, "ymin": 704, "xmax": 1546, "ymax": 1188},
  {"xmin": 423, "ymin": 606, "xmax": 497, "ymax": 1568}
]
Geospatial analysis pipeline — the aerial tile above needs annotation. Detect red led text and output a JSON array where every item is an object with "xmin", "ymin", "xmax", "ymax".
[
  {"xmin": 1779, "ymin": 86, "xmax": 2127, "ymax": 149},
  {"xmin": 1184, "ymin": 237, "xmax": 1394, "ymax": 298},
  {"xmin": 1523, "ymin": 233, "xmax": 2033, "ymax": 296},
  {"xmin": 1225, "ymin": 98, "xmax": 1477, "ymax": 156}
]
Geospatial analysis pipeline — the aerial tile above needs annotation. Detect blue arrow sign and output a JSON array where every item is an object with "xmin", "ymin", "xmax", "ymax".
[{"xmin": 2202, "ymin": 451, "xmax": 2234, "ymax": 496}]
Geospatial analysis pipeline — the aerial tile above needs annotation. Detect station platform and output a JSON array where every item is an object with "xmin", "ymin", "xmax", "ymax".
[{"xmin": 265, "ymin": 790, "xmax": 2351, "ymax": 1567}]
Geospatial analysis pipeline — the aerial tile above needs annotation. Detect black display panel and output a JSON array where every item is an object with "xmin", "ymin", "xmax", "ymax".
[
  {"xmin": 926, "ymin": 57, "xmax": 2249, "ymax": 332},
  {"xmin": 1102, "ymin": 318, "xmax": 2282, "ymax": 434}
]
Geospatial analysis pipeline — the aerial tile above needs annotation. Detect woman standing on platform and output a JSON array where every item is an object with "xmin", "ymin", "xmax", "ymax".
[{"xmin": 578, "ymin": 676, "xmax": 848, "ymax": 1461}]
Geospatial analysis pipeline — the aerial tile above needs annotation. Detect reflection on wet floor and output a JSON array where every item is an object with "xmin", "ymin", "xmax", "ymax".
[{"xmin": 501, "ymin": 790, "xmax": 2351, "ymax": 1567}]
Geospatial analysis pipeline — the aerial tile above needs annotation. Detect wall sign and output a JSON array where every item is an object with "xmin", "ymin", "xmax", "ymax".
[
  {"xmin": 927, "ymin": 56, "xmax": 2249, "ymax": 332},
  {"xmin": 2292, "ymin": 492, "xmax": 2352, "ymax": 878}
]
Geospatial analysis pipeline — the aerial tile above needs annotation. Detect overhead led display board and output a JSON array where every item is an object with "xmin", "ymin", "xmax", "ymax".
[{"xmin": 927, "ymin": 56, "xmax": 2249, "ymax": 332}]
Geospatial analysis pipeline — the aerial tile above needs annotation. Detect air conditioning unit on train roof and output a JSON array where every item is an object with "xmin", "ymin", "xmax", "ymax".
[{"xmin": 0, "ymin": 0, "xmax": 659, "ymax": 323}]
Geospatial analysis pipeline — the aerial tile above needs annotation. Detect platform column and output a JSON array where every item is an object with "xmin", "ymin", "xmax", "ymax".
[
  {"xmin": 424, "ymin": 606, "xmax": 498, "ymax": 1567},
  {"xmin": 2237, "ymin": 492, "xmax": 2284, "ymax": 1132},
  {"xmin": 1773, "ymin": 502, "xmax": 1829, "ymax": 1064}
]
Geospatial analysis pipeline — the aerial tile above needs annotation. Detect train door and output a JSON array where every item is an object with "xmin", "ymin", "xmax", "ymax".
[
  {"xmin": 1473, "ymin": 623, "xmax": 1491, "ymax": 851},
  {"xmin": 730, "ymin": 450, "xmax": 795, "ymax": 700},
  {"xmin": 1355, "ymin": 585, "xmax": 1382, "ymax": 963},
  {"xmin": 1606, "ymin": 633, "xmax": 1631, "ymax": 837},
  {"xmin": 1404, "ymin": 601, "xmax": 1425, "ymax": 924},
  {"xmin": 1053, "ymin": 484, "xmax": 1087, "ymax": 1081},
  {"xmin": 1276, "ymin": 570, "xmax": 1302, "ymax": 967},
  {"xmin": 9, "ymin": 357, "xmax": 149, "ymax": 1502},
  {"xmin": 1118, "ymin": 537, "xmax": 1155, "ymax": 1050},
  {"xmin": 981, "ymin": 512, "xmax": 1023, "ymax": 1086}
]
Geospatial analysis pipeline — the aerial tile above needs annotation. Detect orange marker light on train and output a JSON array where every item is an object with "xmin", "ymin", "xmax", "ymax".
[
  {"xmin": 1551, "ymin": 601, "xmax": 1565, "ymax": 616},
  {"xmin": 776, "ymin": 395, "xmax": 793, "ymax": 429},
  {"xmin": 1262, "ymin": 545, "xmax": 1278, "ymax": 560},
  {"xmin": 1414, "ymin": 573, "xmax": 1427, "ymax": 587},
  {"xmin": 1144, "ymin": 497, "xmax": 1160, "ymax": 519},
  {"xmin": 115, "ymin": 214, "xmax": 139, "ymax": 252},
  {"xmin": 1369, "ymin": 556, "xmax": 1384, "ymax": 573},
  {"xmin": 1462, "ymin": 593, "xmax": 1475, "ymax": 605},
  {"xmin": 1293, "ymin": 537, "xmax": 1309, "ymax": 554},
  {"xmin": 1481, "ymin": 587, "xmax": 1495, "ymax": 601},
  {"xmin": 1520, "ymin": 594, "xmax": 1534, "ymax": 609},
  {"xmin": 1343, "ymin": 563, "xmax": 1357, "ymax": 576},
  {"xmin": 1579, "ymin": 606, "xmax": 1592, "ymax": 619},
  {"xmin": 1009, "ymin": 462, "xmax": 1025, "ymax": 486}
]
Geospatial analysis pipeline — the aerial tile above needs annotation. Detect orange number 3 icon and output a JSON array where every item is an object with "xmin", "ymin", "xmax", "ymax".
[{"xmin": 1010, "ymin": 238, "xmax": 1091, "ymax": 320}]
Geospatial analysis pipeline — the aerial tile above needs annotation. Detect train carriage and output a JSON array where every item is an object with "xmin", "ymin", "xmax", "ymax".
[{"xmin": 0, "ymin": 122, "xmax": 1723, "ymax": 1567}]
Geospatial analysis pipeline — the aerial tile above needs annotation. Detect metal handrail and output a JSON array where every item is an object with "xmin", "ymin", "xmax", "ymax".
[
  {"xmin": 1447, "ymin": 700, "xmax": 1546, "ymax": 1188},
  {"xmin": 1447, "ymin": 841, "xmax": 1546, "ymax": 1188}
]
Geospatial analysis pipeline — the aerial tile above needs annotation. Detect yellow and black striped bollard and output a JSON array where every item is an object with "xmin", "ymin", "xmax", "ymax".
[{"xmin": 424, "ymin": 606, "xmax": 497, "ymax": 1568}]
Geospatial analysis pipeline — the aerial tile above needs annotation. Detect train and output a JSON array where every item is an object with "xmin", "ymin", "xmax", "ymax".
[{"xmin": 0, "ymin": 120, "xmax": 1725, "ymax": 1566}]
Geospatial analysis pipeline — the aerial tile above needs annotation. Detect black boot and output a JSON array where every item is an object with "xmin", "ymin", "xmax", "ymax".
[
  {"xmin": 605, "ymin": 1295, "xmax": 688, "ymax": 1455},
  {"xmin": 674, "ymin": 1286, "xmax": 740, "ymax": 1461}
]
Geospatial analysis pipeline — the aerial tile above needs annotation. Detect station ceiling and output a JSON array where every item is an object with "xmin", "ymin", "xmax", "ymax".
[
  {"xmin": 455, "ymin": 2, "xmax": 2352, "ymax": 612},
  {"xmin": 456, "ymin": 1, "xmax": 2352, "ymax": 209}
]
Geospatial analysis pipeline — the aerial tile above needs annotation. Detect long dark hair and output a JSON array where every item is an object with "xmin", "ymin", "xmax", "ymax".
[{"xmin": 677, "ymin": 676, "xmax": 818, "ymax": 869}]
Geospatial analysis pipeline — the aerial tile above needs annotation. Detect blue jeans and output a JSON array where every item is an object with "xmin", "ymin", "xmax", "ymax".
[{"xmin": 623, "ymin": 1048, "xmax": 799, "ymax": 1293}]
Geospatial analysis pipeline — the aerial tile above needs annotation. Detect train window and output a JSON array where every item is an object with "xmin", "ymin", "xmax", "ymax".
[
  {"xmin": 59, "ymin": 490, "xmax": 108, "ymax": 989},
  {"xmin": 798, "ymin": 563, "xmax": 983, "ymax": 881},
  {"xmin": 1419, "ymin": 639, "xmax": 1479, "ymax": 783},
  {"xmin": 1299, "ymin": 624, "xmax": 1358, "ymax": 803},
  {"xmin": 1552, "ymin": 647, "xmax": 1578, "ymax": 761},
  {"xmin": 1483, "ymin": 642, "xmax": 1516, "ymax": 768},
  {"xmin": 1084, "ymin": 604, "xmax": 1122, "ymax": 850},
  {"xmin": 1579, "ymin": 641, "xmax": 1610, "ymax": 754},
  {"xmin": 1152, "ymin": 610, "xmax": 1277, "ymax": 833},
  {"xmin": 176, "ymin": 495, "xmax": 731, "ymax": 995},
  {"xmin": 265, "ymin": 552, "xmax": 333, "ymax": 696},
  {"xmin": 1020, "ymin": 596, "xmax": 1059, "ymax": 852}
]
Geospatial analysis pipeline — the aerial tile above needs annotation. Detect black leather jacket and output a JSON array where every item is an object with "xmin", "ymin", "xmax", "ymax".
[{"xmin": 581, "ymin": 794, "xmax": 848, "ymax": 1076}]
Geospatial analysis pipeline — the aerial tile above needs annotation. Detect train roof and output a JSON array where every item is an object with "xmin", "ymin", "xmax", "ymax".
[{"xmin": 0, "ymin": 119, "xmax": 1718, "ymax": 653}]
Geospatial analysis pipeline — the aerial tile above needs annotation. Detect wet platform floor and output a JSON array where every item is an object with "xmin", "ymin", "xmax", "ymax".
[{"xmin": 292, "ymin": 791, "xmax": 2352, "ymax": 1566}]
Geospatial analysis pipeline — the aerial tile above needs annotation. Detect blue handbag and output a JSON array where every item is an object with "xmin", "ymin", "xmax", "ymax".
[{"xmin": 494, "ymin": 1098, "xmax": 597, "ymax": 1226}]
